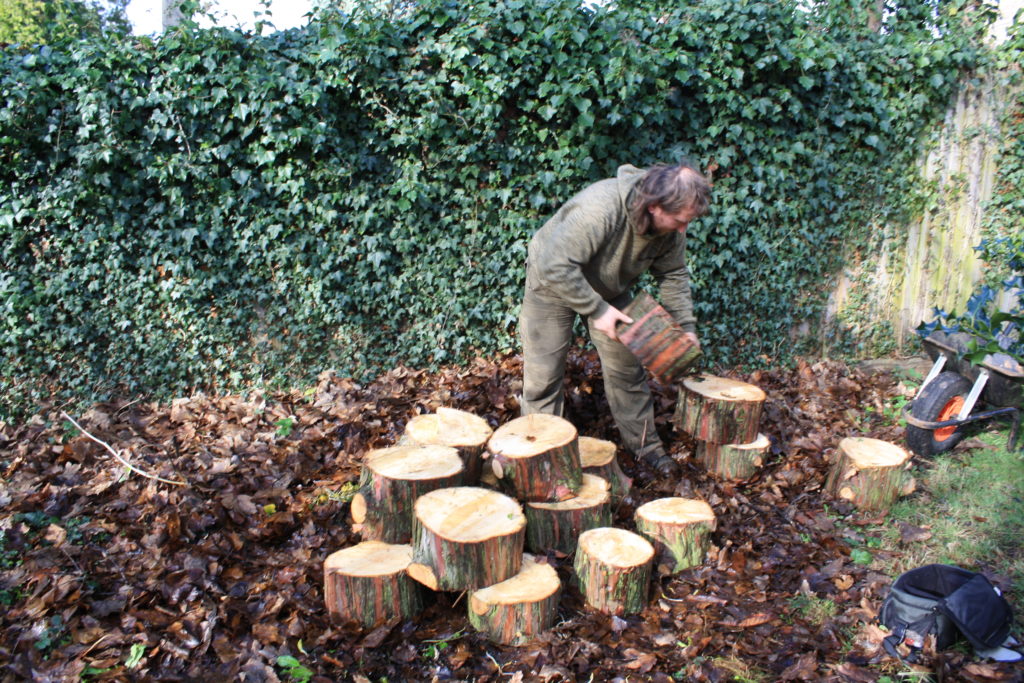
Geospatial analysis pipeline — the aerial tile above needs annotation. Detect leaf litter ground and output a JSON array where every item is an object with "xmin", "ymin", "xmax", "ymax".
[{"xmin": 0, "ymin": 351, "xmax": 1019, "ymax": 682}]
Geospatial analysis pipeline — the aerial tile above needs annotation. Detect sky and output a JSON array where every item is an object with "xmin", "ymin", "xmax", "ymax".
[{"xmin": 125, "ymin": 0, "xmax": 314, "ymax": 35}]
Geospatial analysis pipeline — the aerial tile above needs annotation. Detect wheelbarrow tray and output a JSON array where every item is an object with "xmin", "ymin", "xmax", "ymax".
[{"xmin": 923, "ymin": 331, "xmax": 1024, "ymax": 408}]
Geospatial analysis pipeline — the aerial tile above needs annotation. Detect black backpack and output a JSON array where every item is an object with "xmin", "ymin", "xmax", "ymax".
[{"xmin": 879, "ymin": 564, "xmax": 1014, "ymax": 661}]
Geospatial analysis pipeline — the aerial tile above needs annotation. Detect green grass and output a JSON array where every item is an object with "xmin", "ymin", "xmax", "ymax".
[{"xmin": 874, "ymin": 428, "xmax": 1024, "ymax": 603}]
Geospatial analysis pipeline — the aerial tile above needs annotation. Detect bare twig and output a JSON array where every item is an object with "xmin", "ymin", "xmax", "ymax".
[{"xmin": 61, "ymin": 411, "xmax": 186, "ymax": 486}]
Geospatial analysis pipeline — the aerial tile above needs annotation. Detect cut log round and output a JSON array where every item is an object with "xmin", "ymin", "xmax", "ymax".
[
  {"xmin": 403, "ymin": 407, "xmax": 493, "ymax": 485},
  {"xmin": 695, "ymin": 433, "xmax": 770, "ymax": 480},
  {"xmin": 617, "ymin": 291, "xmax": 703, "ymax": 382},
  {"xmin": 574, "ymin": 527, "xmax": 654, "ymax": 615},
  {"xmin": 524, "ymin": 474, "xmax": 612, "ymax": 555},
  {"xmin": 487, "ymin": 414, "xmax": 582, "ymax": 502},
  {"xmin": 826, "ymin": 437, "xmax": 912, "ymax": 512},
  {"xmin": 634, "ymin": 498, "xmax": 716, "ymax": 574},
  {"xmin": 468, "ymin": 554, "xmax": 561, "ymax": 646},
  {"xmin": 578, "ymin": 436, "xmax": 632, "ymax": 504},
  {"xmin": 408, "ymin": 487, "xmax": 526, "ymax": 591},
  {"xmin": 323, "ymin": 541, "xmax": 423, "ymax": 627},
  {"xmin": 351, "ymin": 444, "xmax": 464, "ymax": 543},
  {"xmin": 673, "ymin": 374, "xmax": 766, "ymax": 444}
]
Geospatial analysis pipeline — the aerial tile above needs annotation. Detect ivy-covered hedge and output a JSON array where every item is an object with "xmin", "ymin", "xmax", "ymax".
[{"xmin": 0, "ymin": 0, "xmax": 995, "ymax": 418}]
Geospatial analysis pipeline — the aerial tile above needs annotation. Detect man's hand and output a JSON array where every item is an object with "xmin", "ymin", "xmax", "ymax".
[
  {"xmin": 593, "ymin": 306, "xmax": 633, "ymax": 342},
  {"xmin": 682, "ymin": 331, "xmax": 701, "ymax": 351}
]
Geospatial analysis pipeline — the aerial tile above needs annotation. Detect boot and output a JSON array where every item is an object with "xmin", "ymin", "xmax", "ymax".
[{"xmin": 643, "ymin": 452, "xmax": 680, "ymax": 480}]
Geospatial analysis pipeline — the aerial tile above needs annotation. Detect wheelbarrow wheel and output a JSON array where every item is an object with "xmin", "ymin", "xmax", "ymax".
[{"xmin": 906, "ymin": 371, "xmax": 972, "ymax": 456}]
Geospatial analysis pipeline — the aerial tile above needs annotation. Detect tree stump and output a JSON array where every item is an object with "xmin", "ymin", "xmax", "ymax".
[
  {"xmin": 617, "ymin": 291, "xmax": 703, "ymax": 382},
  {"xmin": 579, "ymin": 436, "xmax": 632, "ymax": 504},
  {"xmin": 403, "ymin": 407, "xmax": 493, "ymax": 485},
  {"xmin": 468, "ymin": 554, "xmax": 561, "ymax": 646},
  {"xmin": 487, "ymin": 414, "xmax": 582, "ymax": 502},
  {"xmin": 695, "ymin": 433, "xmax": 770, "ymax": 480},
  {"xmin": 323, "ymin": 541, "xmax": 424, "ymax": 627},
  {"xmin": 350, "ymin": 444, "xmax": 464, "ymax": 543},
  {"xmin": 408, "ymin": 487, "xmax": 526, "ymax": 591},
  {"xmin": 634, "ymin": 498, "xmax": 716, "ymax": 574},
  {"xmin": 826, "ymin": 437, "xmax": 913, "ymax": 512},
  {"xmin": 524, "ymin": 474, "xmax": 612, "ymax": 555},
  {"xmin": 674, "ymin": 374, "xmax": 765, "ymax": 444},
  {"xmin": 574, "ymin": 527, "xmax": 654, "ymax": 616}
]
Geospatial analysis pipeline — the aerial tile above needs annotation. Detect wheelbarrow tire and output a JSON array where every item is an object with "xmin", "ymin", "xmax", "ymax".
[{"xmin": 906, "ymin": 371, "xmax": 973, "ymax": 456}]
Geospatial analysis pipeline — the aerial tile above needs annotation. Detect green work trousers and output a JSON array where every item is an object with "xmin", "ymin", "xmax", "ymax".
[{"xmin": 518, "ymin": 287, "xmax": 664, "ymax": 463}]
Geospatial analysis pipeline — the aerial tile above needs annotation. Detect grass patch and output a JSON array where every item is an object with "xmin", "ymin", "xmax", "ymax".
[
  {"xmin": 875, "ymin": 428, "xmax": 1024, "ymax": 603},
  {"xmin": 788, "ymin": 594, "xmax": 839, "ymax": 626}
]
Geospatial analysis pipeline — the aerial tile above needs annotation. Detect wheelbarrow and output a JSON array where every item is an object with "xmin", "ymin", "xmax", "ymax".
[{"xmin": 904, "ymin": 330, "xmax": 1023, "ymax": 456}]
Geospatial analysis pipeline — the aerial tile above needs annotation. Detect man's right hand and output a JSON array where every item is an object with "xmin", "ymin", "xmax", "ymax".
[{"xmin": 593, "ymin": 306, "xmax": 633, "ymax": 342}]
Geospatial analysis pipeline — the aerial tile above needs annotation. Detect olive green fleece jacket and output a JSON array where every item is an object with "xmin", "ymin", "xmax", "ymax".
[{"xmin": 525, "ymin": 164, "xmax": 697, "ymax": 333}]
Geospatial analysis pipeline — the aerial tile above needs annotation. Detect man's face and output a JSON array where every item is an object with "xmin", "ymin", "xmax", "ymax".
[{"xmin": 649, "ymin": 204, "xmax": 701, "ymax": 235}]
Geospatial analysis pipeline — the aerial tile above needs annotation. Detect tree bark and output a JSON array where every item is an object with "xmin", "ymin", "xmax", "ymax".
[
  {"xmin": 323, "ymin": 541, "xmax": 424, "ymax": 627},
  {"xmin": 403, "ymin": 407, "xmax": 493, "ymax": 485},
  {"xmin": 579, "ymin": 436, "xmax": 632, "ymax": 504},
  {"xmin": 468, "ymin": 554, "xmax": 561, "ymax": 645},
  {"xmin": 524, "ymin": 474, "xmax": 612, "ymax": 555},
  {"xmin": 407, "ymin": 487, "xmax": 526, "ymax": 591},
  {"xmin": 826, "ymin": 437, "xmax": 913, "ymax": 512},
  {"xmin": 634, "ymin": 497, "xmax": 716, "ymax": 574},
  {"xmin": 487, "ymin": 414, "xmax": 582, "ymax": 502},
  {"xmin": 574, "ymin": 527, "xmax": 654, "ymax": 616},
  {"xmin": 350, "ymin": 444, "xmax": 464, "ymax": 543},
  {"xmin": 674, "ymin": 374, "xmax": 765, "ymax": 444},
  {"xmin": 695, "ymin": 433, "xmax": 770, "ymax": 480},
  {"xmin": 617, "ymin": 291, "xmax": 703, "ymax": 382}
]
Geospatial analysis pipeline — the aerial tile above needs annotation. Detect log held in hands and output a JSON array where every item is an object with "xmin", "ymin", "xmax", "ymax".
[
  {"xmin": 323, "ymin": 541, "xmax": 424, "ymax": 627},
  {"xmin": 674, "ymin": 374, "xmax": 766, "ymax": 444},
  {"xmin": 826, "ymin": 437, "xmax": 914, "ymax": 512},
  {"xmin": 468, "ymin": 554, "xmax": 561, "ymax": 646},
  {"xmin": 487, "ymin": 414, "xmax": 583, "ymax": 502},
  {"xmin": 350, "ymin": 444, "xmax": 464, "ymax": 543},
  {"xmin": 617, "ymin": 291, "xmax": 702, "ymax": 382},
  {"xmin": 408, "ymin": 487, "xmax": 526, "ymax": 591}
]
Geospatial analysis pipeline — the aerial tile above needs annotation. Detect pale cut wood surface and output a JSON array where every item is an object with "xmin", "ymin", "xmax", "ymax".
[
  {"xmin": 489, "ymin": 414, "xmax": 577, "ymax": 459},
  {"xmin": 470, "ymin": 554, "xmax": 560, "ymax": 612},
  {"xmin": 364, "ymin": 444, "xmax": 463, "ymax": 480},
  {"xmin": 839, "ymin": 437, "xmax": 910, "ymax": 467},
  {"xmin": 577, "ymin": 528, "xmax": 654, "ymax": 568},
  {"xmin": 528, "ymin": 474, "xmax": 609, "ymax": 511},
  {"xmin": 406, "ymin": 407, "xmax": 492, "ymax": 446},
  {"xmin": 323, "ymin": 541, "xmax": 413, "ymax": 576},
  {"xmin": 578, "ymin": 436, "xmax": 616, "ymax": 468},
  {"xmin": 682, "ymin": 374, "xmax": 766, "ymax": 402},
  {"xmin": 415, "ymin": 487, "xmax": 525, "ymax": 542},
  {"xmin": 635, "ymin": 498, "xmax": 715, "ymax": 524}
]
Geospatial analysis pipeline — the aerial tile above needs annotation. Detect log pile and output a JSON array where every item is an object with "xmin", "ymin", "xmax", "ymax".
[{"xmin": 674, "ymin": 374, "xmax": 767, "ymax": 481}]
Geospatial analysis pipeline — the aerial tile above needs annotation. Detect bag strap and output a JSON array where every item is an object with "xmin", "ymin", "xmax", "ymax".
[{"xmin": 883, "ymin": 614, "xmax": 937, "ymax": 664}]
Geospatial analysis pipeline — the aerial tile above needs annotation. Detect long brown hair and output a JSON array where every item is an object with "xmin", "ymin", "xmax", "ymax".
[{"xmin": 629, "ymin": 162, "xmax": 711, "ymax": 234}]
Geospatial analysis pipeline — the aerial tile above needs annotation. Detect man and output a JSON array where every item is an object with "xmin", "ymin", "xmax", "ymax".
[{"xmin": 519, "ymin": 162, "xmax": 711, "ymax": 479}]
